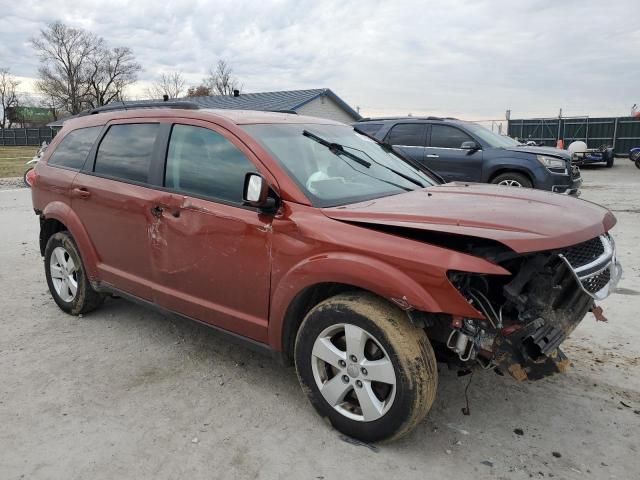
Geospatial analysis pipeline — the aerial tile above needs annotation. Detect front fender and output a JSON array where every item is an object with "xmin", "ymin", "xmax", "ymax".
[
  {"xmin": 268, "ymin": 251, "xmax": 506, "ymax": 351},
  {"xmin": 42, "ymin": 201, "xmax": 100, "ymax": 280}
]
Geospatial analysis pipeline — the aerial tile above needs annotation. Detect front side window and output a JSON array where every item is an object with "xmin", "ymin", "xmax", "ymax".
[
  {"xmin": 354, "ymin": 123, "xmax": 384, "ymax": 136},
  {"xmin": 386, "ymin": 123, "xmax": 426, "ymax": 147},
  {"xmin": 430, "ymin": 125, "xmax": 473, "ymax": 149},
  {"xmin": 94, "ymin": 124, "xmax": 158, "ymax": 183},
  {"xmin": 165, "ymin": 124, "xmax": 256, "ymax": 203},
  {"xmin": 48, "ymin": 126, "xmax": 102, "ymax": 170},
  {"xmin": 243, "ymin": 123, "xmax": 437, "ymax": 207}
]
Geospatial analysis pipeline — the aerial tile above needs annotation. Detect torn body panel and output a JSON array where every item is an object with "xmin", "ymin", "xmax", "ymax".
[{"xmin": 439, "ymin": 234, "xmax": 621, "ymax": 381}]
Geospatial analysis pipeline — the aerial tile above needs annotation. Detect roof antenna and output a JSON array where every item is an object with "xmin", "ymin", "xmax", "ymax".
[
  {"xmin": 233, "ymin": 89, "xmax": 240, "ymax": 97},
  {"xmin": 163, "ymin": 94, "xmax": 169, "ymax": 102}
]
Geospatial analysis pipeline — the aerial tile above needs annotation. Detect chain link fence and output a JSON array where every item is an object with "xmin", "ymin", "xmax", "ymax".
[{"xmin": 0, "ymin": 128, "xmax": 59, "ymax": 146}]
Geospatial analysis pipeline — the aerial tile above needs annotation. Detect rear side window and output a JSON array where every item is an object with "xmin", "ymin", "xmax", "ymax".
[
  {"xmin": 164, "ymin": 124, "xmax": 256, "ymax": 204},
  {"xmin": 430, "ymin": 125, "xmax": 473, "ymax": 149},
  {"xmin": 386, "ymin": 124, "xmax": 426, "ymax": 147},
  {"xmin": 94, "ymin": 124, "xmax": 158, "ymax": 183},
  {"xmin": 48, "ymin": 126, "xmax": 102, "ymax": 170},
  {"xmin": 355, "ymin": 123, "xmax": 383, "ymax": 136}
]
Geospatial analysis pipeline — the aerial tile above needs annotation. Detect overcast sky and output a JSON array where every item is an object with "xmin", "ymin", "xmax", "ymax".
[{"xmin": 1, "ymin": 0, "xmax": 638, "ymax": 119}]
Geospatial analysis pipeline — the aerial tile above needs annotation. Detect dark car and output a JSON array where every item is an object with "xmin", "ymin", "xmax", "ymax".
[
  {"xmin": 31, "ymin": 103, "xmax": 620, "ymax": 442},
  {"xmin": 355, "ymin": 117, "xmax": 582, "ymax": 195}
]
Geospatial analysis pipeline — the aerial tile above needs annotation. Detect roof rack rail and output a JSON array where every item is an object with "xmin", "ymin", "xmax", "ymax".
[
  {"xmin": 79, "ymin": 101, "xmax": 200, "ymax": 116},
  {"xmin": 357, "ymin": 116, "xmax": 459, "ymax": 122},
  {"xmin": 266, "ymin": 109, "xmax": 298, "ymax": 114}
]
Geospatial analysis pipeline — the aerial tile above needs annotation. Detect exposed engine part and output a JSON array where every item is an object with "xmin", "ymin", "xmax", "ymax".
[{"xmin": 447, "ymin": 329, "xmax": 474, "ymax": 362}]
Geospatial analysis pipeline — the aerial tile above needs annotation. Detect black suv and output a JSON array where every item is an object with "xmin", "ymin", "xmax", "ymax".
[{"xmin": 355, "ymin": 117, "xmax": 582, "ymax": 195}]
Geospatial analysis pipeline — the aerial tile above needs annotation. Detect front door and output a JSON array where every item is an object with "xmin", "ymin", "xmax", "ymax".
[
  {"xmin": 424, "ymin": 124, "xmax": 483, "ymax": 182},
  {"xmin": 150, "ymin": 122, "xmax": 273, "ymax": 343},
  {"xmin": 385, "ymin": 123, "xmax": 428, "ymax": 164}
]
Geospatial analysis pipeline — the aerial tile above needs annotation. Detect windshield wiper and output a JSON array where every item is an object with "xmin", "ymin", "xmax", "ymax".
[
  {"xmin": 302, "ymin": 130, "xmax": 371, "ymax": 168},
  {"xmin": 343, "ymin": 144, "xmax": 425, "ymax": 188},
  {"xmin": 353, "ymin": 126, "xmax": 445, "ymax": 184}
]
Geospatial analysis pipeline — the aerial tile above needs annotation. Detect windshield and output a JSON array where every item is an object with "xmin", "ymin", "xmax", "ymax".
[
  {"xmin": 242, "ymin": 123, "xmax": 437, "ymax": 207},
  {"xmin": 464, "ymin": 123, "xmax": 522, "ymax": 148}
]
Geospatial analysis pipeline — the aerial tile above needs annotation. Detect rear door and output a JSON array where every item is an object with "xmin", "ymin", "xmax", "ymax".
[
  {"xmin": 424, "ymin": 124, "xmax": 483, "ymax": 182},
  {"xmin": 72, "ymin": 120, "xmax": 162, "ymax": 300},
  {"xmin": 385, "ymin": 123, "xmax": 428, "ymax": 164},
  {"xmin": 148, "ymin": 120, "xmax": 273, "ymax": 343}
]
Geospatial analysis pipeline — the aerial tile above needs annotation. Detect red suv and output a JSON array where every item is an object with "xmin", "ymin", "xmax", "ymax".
[{"xmin": 31, "ymin": 103, "xmax": 621, "ymax": 442}]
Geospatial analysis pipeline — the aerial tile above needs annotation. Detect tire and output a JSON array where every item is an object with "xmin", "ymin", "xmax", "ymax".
[
  {"xmin": 636, "ymin": 158, "xmax": 640, "ymax": 170},
  {"xmin": 491, "ymin": 172, "xmax": 532, "ymax": 188},
  {"xmin": 23, "ymin": 167, "xmax": 34, "ymax": 188},
  {"xmin": 606, "ymin": 155, "xmax": 614, "ymax": 168},
  {"xmin": 295, "ymin": 292, "xmax": 437, "ymax": 442},
  {"xmin": 44, "ymin": 231, "xmax": 104, "ymax": 315},
  {"xmin": 630, "ymin": 150, "xmax": 640, "ymax": 162}
]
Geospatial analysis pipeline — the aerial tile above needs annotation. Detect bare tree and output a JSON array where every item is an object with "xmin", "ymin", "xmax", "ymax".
[
  {"xmin": 0, "ymin": 68, "xmax": 20, "ymax": 128},
  {"xmin": 186, "ymin": 84, "xmax": 212, "ymax": 97},
  {"xmin": 31, "ymin": 22, "xmax": 102, "ymax": 115},
  {"xmin": 146, "ymin": 72, "xmax": 186, "ymax": 99},
  {"xmin": 86, "ymin": 46, "xmax": 141, "ymax": 108},
  {"xmin": 204, "ymin": 60, "xmax": 242, "ymax": 96}
]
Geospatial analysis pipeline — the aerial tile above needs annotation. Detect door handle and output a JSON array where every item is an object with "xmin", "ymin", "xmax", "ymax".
[
  {"xmin": 426, "ymin": 154, "xmax": 440, "ymax": 158},
  {"xmin": 72, "ymin": 187, "xmax": 91, "ymax": 199}
]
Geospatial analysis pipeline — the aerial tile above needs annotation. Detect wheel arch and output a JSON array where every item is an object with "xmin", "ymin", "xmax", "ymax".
[
  {"xmin": 269, "ymin": 253, "xmax": 445, "ymax": 363},
  {"xmin": 488, "ymin": 167, "xmax": 534, "ymax": 186},
  {"xmin": 40, "ymin": 201, "xmax": 100, "ymax": 280}
]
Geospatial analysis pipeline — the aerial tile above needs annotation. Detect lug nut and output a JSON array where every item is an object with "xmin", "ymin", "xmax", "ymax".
[
  {"xmin": 355, "ymin": 380, "xmax": 363, "ymax": 388},
  {"xmin": 361, "ymin": 368, "xmax": 368, "ymax": 376},
  {"xmin": 350, "ymin": 355, "xmax": 357, "ymax": 362},
  {"xmin": 342, "ymin": 375, "xmax": 349, "ymax": 383},
  {"xmin": 339, "ymin": 360, "xmax": 346, "ymax": 368}
]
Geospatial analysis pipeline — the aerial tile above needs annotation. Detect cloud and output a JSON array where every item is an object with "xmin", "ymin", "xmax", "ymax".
[{"xmin": 1, "ymin": 0, "xmax": 638, "ymax": 118}]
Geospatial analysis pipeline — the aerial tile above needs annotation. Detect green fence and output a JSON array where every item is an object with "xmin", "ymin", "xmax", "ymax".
[
  {"xmin": 507, "ymin": 116, "xmax": 640, "ymax": 154},
  {"xmin": 0, "ymin": 127, "xmax": 59, "ymax": 146}
]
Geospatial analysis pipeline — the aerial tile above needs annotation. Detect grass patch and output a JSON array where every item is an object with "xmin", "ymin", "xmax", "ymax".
[{"xmin": 0, "ymin": 146, "xmax": 37, "ymax": 178}]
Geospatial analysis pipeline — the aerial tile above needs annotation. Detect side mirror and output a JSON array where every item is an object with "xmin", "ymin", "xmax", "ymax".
[
  {"xmin": 461, "ymin": 141, "xmax": 479, "ymax": 151},
  {"xmin": 243, "ymin": 173, "xmax": 277, "ymax": 212}
]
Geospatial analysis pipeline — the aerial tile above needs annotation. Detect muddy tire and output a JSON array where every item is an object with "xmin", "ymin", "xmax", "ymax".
[
  {"xmin": 491, "ymin": 172, "xmax": 533, "ymax": 188},
  {"xmin": 44, "ymin": 231, "xmax": 104, "ymax": 315},
  {"xmin": 295, "ymin": 292, "xmax": 437, "ymax": 442}
]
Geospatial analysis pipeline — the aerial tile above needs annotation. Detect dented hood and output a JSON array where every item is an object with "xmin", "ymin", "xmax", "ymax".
[{"xmin": 322, "ymin": 183, "xmax": 616, "ymax": 253}]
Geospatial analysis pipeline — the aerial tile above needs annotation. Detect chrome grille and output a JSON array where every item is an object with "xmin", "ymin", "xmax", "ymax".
[
  {"xmin": 582, "ymin": 269, "xmax": 611, "ymax": 294},
  {"xmin": 561, "ymin": 237, "xmax": 604, "ymax": 268}
]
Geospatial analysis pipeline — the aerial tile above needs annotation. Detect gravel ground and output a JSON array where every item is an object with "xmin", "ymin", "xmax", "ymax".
[
  {"xmin": 0, "ymin": 176, "xmax": 26, "ymax": 190},
  {"xmin": 0, "ymin": 160, "xmax": 638, "ymax": 480}
]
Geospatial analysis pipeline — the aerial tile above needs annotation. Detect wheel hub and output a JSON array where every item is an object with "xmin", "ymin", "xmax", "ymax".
[
  {"xmin": 310, "ymin": 323, "xmax": 397, "ymax": 422},
  {"xmin": 346, "ymin": 363, "xmax": 360, "ymax": 378}
]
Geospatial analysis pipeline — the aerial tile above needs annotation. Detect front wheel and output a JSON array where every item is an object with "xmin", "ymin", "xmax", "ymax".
[
  {"xmin": 491, "ymin": 172, "xmax": 532, "ymax": 188},
  {"xmin": 636, "ymin": 158, "xmax": 640, "ymax": 169},
  {"xmin": 295, "ymin": 293, "xmax": 437, "ymax": 442}
]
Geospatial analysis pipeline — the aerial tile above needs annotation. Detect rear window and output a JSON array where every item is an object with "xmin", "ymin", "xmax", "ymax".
[
  {"xmin": 94, "ymin": 124, "xmax": 158, "ymax": 183},
  {"xmin": 386, "ymin": 123, "xmax": 426, "ymax": 147},
  {"xmin": 354, "ymin": 123, "xmax": 384, "ymax": 136},
  {"xmin": 48, "ymin": 126, "xmax": 102, "ymax": 170}
]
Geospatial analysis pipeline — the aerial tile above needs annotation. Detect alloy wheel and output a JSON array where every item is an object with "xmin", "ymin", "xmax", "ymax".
[
  {"xmin": 49, "ymin": 246, "xmax": 79, "ymax": 302},
  {"xmin": 311, "ymin": 323, "xmax": 396, "ymax": 422},
  {"xmin": 498, "ymin": 179, "xmax": 523, "ymax": 187}
]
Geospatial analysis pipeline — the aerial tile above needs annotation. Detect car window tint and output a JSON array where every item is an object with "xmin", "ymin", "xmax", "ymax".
[
  {"xmin": 165, "ymin": 124, "xmax": 256, "ymax": 203},
  {"xmin": 386, "ymin": 124, "xmax": 426, "ymax": 147},
  {"xmin": 48, "ymin": 126, "xmax": 102, "ymax": 170},
  {"xmin": 355, "ymin": 123, "xmax": 384, "ymax": 136},
  {"xmin": 430, "ymin": 125, "xmax": 473, "ymax": 149},
  {"xmin": 94, "ymin": 124, "xmax": 158, "ymax": 183}
]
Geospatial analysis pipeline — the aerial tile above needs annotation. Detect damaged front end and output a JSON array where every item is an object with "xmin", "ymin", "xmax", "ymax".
[{"xmin": 441, "ymin": 234, "xmax": 622, "ymax": 381}]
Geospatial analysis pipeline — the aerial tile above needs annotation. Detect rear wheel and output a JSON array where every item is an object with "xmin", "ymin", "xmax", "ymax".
[
  {"xmin": 295, "ymin": 293, "xmax": 437, "ymax": 442},
  {"xmin": 606, "ymin": 154, "xmax": 614, "ymax": 168},
  {"xmin": 44, "ymin": 231, "xmax": 104, "ymax": 315},
  {"xmin": 491, "ymin": 172, "xmax": 532, "ymax": 188}
]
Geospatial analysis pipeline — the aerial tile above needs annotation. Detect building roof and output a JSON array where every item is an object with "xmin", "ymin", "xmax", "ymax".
[{"xmin": 48, "ymin": 88, "xmax": 361, "ymax": 127}]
